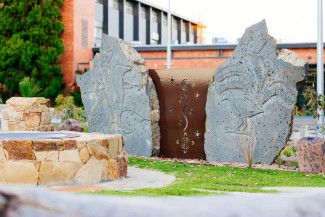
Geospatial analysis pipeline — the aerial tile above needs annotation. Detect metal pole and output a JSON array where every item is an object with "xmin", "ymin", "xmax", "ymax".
[
  {"xmin": 317, "ymin": 0, "xmax": 324, "ymax": 126},
  {"xmin": 166, "ymin": 0, "xmax": 172, "ymax": 69}
]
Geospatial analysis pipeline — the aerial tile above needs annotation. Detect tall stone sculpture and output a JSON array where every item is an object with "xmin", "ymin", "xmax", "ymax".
[
  {"xmin": 204, "ymin": 20, "xmax": 306, "ymax": 164},
  {"xmin": 77, "ymin": 35, "xmax": 160, "ymax": 157}
]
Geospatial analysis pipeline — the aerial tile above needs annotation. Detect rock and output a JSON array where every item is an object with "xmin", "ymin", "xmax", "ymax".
[
  {"xmin": 59, "ymin": 150, "xmax": 81, "ymax": 163},
  {"xmin": 108, "ymin": 137, "xmax": 122, "ymax": 158},
  {"xmin": 79, "ymin": 147, "xmax": 90, "ymax": 163},
  {"xmin": 32, "ymin": 140, "xmax": 63, "ymax": 151},
  {"xmin": 5, "ymin": 97, "xmax": 49, "ymax": 111},
  {"xmin": 118, "ymin": 152, "xmax": 128, "ymax": 177},
  {"xmin": 0, "ymin": 141, "xmax": 6, "ymax": 160},
  {"xmin": 3, "ymin": 140, "xmax": 35, "ymax": 160},
  {"xmin": 23, "ymin": 112, "xmax": 42, "ymax": 128},
  {"xmin": 77, "ymin": 35, "xmax": 160, "ymax": 157},
  {"xmin": 74, "ymin": 156, "xmax": 107, "ymax": 184},
  {"xmin": 107, "ymin": 152, "xmax": 128, "ymax": 180},
  {"xmin": 297, "ymin": 137, "xmax": 325, "ymax": 174},
  {"xmin": 204, "ymin": 20, "xmax": 306, "ymax": 164},
  {"xmin": 107, "ymin": 158, "xmax": 120, "ymax": 180},
  {"xmin": 0, "ymin": 161, "xmax": 38, "ymax": 185},
  {"xmin": 87, "ymin": 139, "xmax": 109, "ymax": 160},
  {"xmin": 38, "ymin": 161, "xmax": 81, "ymax": 185},
  {"xmin": 63, "ymin": 139, "xmax": 77, "ymax": 150},
  {"xmin": 56, "ymin": 119, "xmax": 84, "ymax": 132},
  {"xmin": 34, "ymin": 151, "xmax": 59, "ymax": 161}
]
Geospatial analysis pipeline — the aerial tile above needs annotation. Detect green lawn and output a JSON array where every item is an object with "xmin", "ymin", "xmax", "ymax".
[{"xmin": 97, "ymin": 157, "xmax": 325, "ymax": 196}]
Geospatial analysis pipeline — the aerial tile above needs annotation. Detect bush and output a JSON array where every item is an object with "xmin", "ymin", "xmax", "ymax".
[
  {"xmin": 55, "ymin": 94, "xmax": 86, "ymax": 122},
  {"xmin": 0, "ymin": 0, "xmax": 64, "ymax": 102},
  {"xmin": 19, "ymin": 76, "xmax": 41, "ymax": 97},
  {"xmin": 70, "ymin": 90, "xmax": 83, "ymax": 107}
]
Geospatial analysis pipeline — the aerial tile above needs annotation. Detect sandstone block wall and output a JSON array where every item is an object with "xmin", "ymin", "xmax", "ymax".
[
  {"xmin": 0, "ymin": 132, "xmax": 127, "ymax": 185},
  {"xmin": 1, "ymin": 97, "xmax": 52, "ymax": 132}
]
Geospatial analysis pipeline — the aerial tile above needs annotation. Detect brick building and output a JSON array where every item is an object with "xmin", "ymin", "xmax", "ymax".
[
  {"xmin": 60, "ymin": 0, "xmax": 205, "ymax": 89},
  {"xmin": 60, "ymin": 0, "xmax": 323, "ymax": 89},
  {"xmin": 133, "ymin": 43, "xmax": 324, "ymax": 73}
]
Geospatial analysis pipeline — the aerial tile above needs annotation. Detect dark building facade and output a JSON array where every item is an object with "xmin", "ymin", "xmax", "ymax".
[{"xmin": 98, "ymin": 0, "xmax": 205, "ymax": 46}]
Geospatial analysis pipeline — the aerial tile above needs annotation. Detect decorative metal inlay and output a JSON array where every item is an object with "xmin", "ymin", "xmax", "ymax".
[
  {"xmin": 174, "ymin": 78, "xmax": 201, "ymax": 154},
  {"xmin": 194, "ymin": 130, "xmax": 201, "ymax": 139},
  {"xmin": 176, "ymin": 132, "xmax": 194, "ymax": 154}
]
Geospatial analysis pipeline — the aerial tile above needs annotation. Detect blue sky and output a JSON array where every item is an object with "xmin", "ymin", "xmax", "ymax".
[{"xmin": 147, "ymin": 0, "xmax": 319, "ymax": 44}]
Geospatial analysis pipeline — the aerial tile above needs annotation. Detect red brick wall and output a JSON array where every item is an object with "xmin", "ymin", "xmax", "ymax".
[
  {"xmin": 139, "ymin": 47, "xmax": 324, "ymax": 70},
  {"xmin": 60, "ymin": 0, "xmax": 94, "ymax": 89},
  {"xmin": 60, "ymin": 0, "xmax": 74, "ymax": 88},
  {"xmin": 74, "ymin": 0, "xmax": 94, "ymax": 77}
]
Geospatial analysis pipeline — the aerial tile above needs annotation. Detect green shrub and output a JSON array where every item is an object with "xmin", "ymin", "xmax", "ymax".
[
  {"xmin": 55, "ymin": 94, "xmax": 86, "ymax": 122},
  {"xmin": 19, "ymin": 76, "xmax": 41, "ymax": 97},
  {"xmin": 70, "ymin": 90, "xmax": 83, "ymax": 107},
  {"xmin": 0, "ymin": 0, "xmax": 64, "ymax": 102},
  {"xmin": 281, "ymin": 146, "xmax": 297, "ymax": 158}
]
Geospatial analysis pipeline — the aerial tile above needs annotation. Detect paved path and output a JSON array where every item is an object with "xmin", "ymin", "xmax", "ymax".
[
  {"xmin": 262, "ymin": 187, "xmax": 325, "ymax": 193},
  {"xmin": 54, "ymin": 167, "xmax": 176, "ymax": 192}
]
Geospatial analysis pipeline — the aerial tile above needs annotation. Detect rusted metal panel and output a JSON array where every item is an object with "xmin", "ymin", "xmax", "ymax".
[{"xmin": 149, "ymin": 69, "xmax": 214, "ymax": 159}]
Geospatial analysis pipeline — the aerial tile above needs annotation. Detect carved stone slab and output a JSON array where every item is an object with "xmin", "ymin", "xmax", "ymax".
[
  {"xmin": 77, "ymin": 35, "xmax": 160, "ymax": 157},
  {"xmin": 204, "ymin": 20, "xmax": 306, "ymax": 164}
]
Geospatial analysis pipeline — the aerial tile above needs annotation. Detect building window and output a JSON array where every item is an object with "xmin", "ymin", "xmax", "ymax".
[
  {"xmin": 140, "ymin": 7, "xmax": 146, "ymax": 19},
  {"xmin": 96, "ymin": 0, "xmax": 103, "ymax": 4},
  {"xmin": 152, "ymin": 11, "xmax": 158, "ymax": 23},
  {"xmin": 82, "ymin": 19, "xmax": 88, "ymax": 47},
  {"xmin": 112, "ymin": 0, "xmax": 119, "ymax": 10},
  {"xmin": 181, "ymin": 22, "xmax": 186, "ymax": 32},
  {"xmin": 125, "ymin": 1, "xmax": 133, "ymax": 14},
  {"xmin": 172, "ymin": 19, "xmax": 178, "ymax": 30},
  {"xmin": 162, "ymin": 15, "xmax": 167, "ymax": 26}
]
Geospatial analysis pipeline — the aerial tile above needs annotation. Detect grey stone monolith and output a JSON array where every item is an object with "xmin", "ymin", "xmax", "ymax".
[
  {"xmin": 77, "ymin": 35, "xmax": 160, "ymax": 157},
  {"xmin": 204, "ymin": 20, "xmax": 306, "ymax": 164}
]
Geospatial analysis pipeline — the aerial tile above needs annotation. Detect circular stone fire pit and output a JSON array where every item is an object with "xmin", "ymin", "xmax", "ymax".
[{"xmin": 0, "ymin": 132, "xmax": 127, "ymax": 186}]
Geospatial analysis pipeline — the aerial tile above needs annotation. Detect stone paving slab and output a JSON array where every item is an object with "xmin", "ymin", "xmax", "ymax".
[{"xmin": 53, "ymin": 166, "xmax": 176, "ymax": 192}]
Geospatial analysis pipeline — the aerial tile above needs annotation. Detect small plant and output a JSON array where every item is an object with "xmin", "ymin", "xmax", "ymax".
[
  {"xmin": 303, "ymin": 85, "xmax": 325, "ymax": 119},
  {"xmin": 240, "ymin": 134, "xmax": 256, "ymax": 168},
  {"xmin": 277, "ymin": 155, "xmax": 282, "ymax": 168},
  {"xmin": 55, "ymin": 94, "xmax": 86, "ymax": 122},
  {"xmin": 19, "ymin": 77, "xmax": 41, "ymax": 97},
  {"xmin": 282, "ymin": 146, "xmax": 297, "ymax": 158}
]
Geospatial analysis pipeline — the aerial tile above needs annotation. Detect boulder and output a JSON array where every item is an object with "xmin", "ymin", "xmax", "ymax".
[
  {"xmin": 297, "ymin": 137, "xmax": 325, "ymax": 174},
  {"xmin": 204, "ymin": 20, "xmax": 306, "ymax": 164},
  {"xmin": 77, "ymin": 35, "xmax": 160, "ymax": 157},
  {"xmin": 56, "ymin": 118, "xmax": 84, "ymax": 132}
]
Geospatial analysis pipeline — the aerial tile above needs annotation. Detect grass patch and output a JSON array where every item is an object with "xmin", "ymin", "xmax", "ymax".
[{"xmin": 96, "ymin": 157, "xmax": 325, "ymax": 196}]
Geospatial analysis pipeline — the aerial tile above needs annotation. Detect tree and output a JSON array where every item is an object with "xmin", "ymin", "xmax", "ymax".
[{"xmin": 0, "ymin": 0, "xmax": 64, "ymax": 102}]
